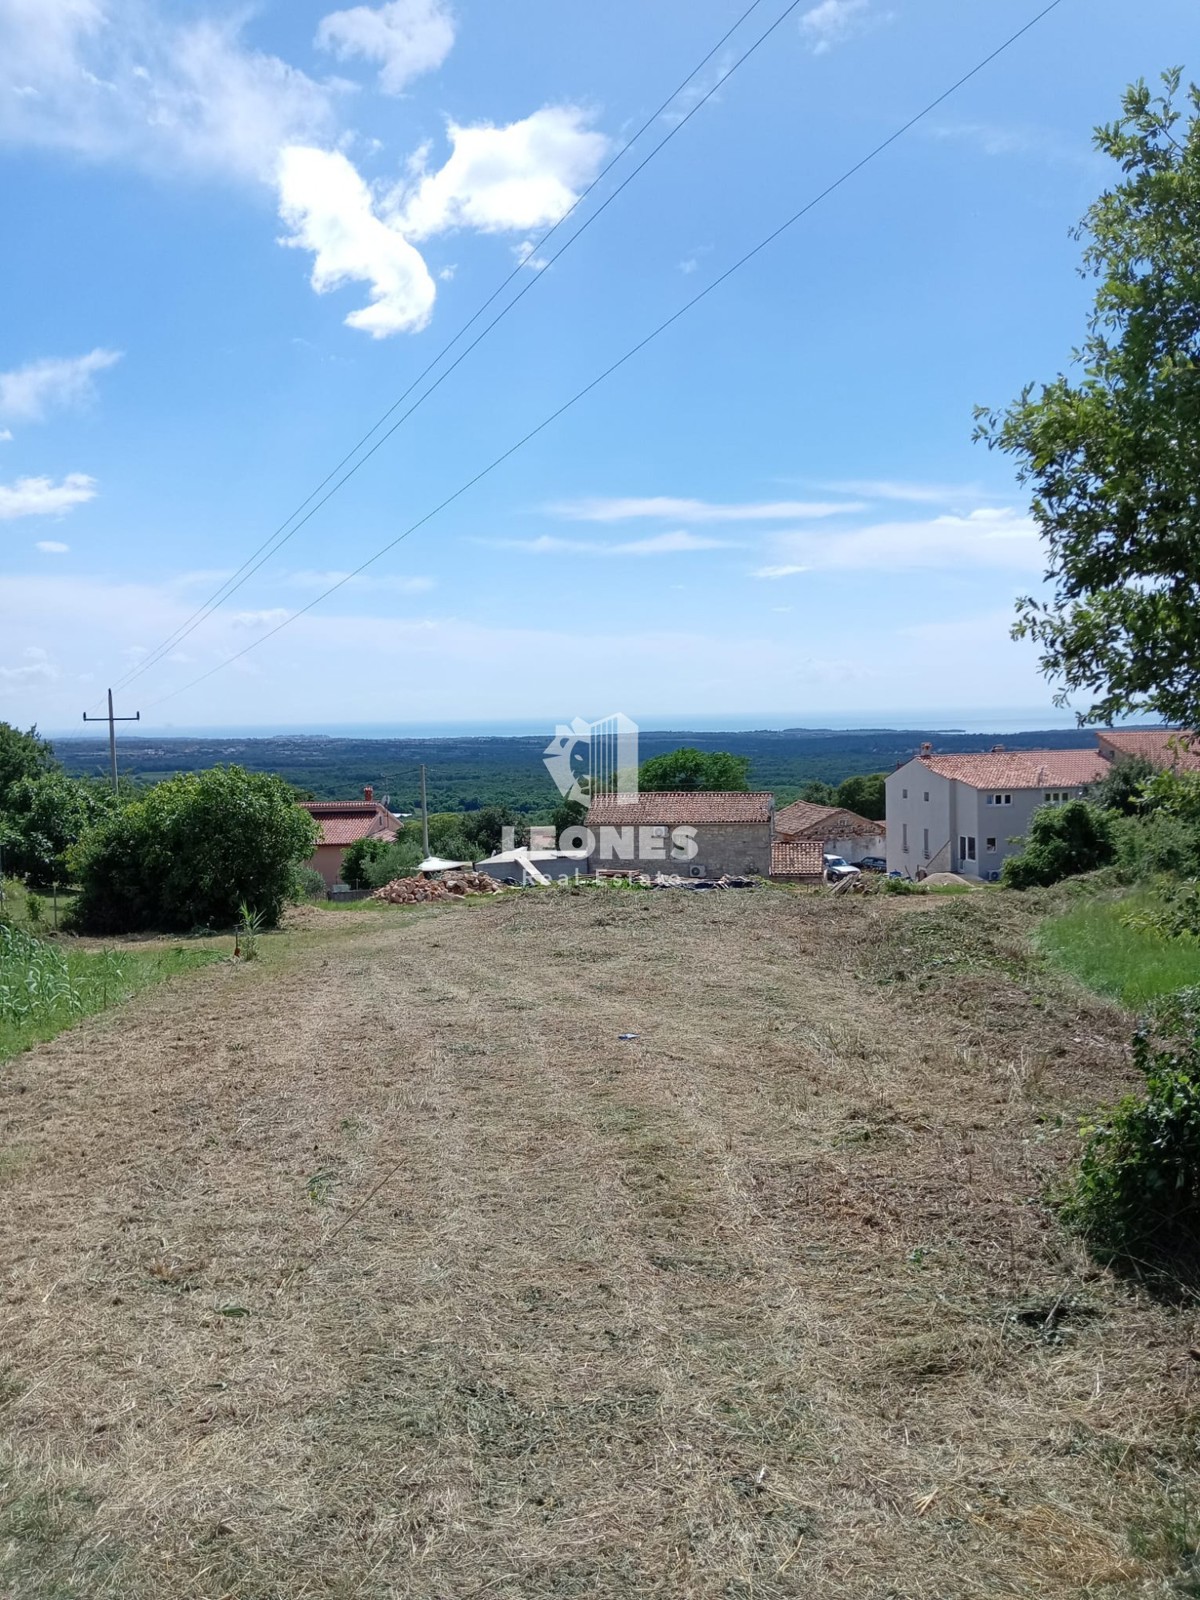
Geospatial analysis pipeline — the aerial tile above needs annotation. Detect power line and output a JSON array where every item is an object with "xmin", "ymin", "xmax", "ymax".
[
  {"xmin": 106, "ymin": 0, "xmax": 787, "ymax": 700},
  {"xmin": 147, "ymin": 0, "xmax": 1067, "ymax": 714}
]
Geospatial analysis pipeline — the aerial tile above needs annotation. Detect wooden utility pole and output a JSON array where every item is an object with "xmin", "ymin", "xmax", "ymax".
[
  {"xmin": 420, "ymin": 764, "xmax": 430, "ymax": 857},
  {"xmin": 83, "ymin": 688, "xmax": 140, "ymax": 794}
]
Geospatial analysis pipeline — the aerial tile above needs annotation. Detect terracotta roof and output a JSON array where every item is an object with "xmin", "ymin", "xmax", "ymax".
[
  {"xmin": 915, "ymin": 749, "xmax": 1108, "ymax": 790},
  {"xmin": 1097, "ymin": 729, "xmax": 1200, "ymax": 771},
  {"xmin": 300, "ymin": 801, "xmax": 397, "ymax": 847},
  {"xmin": 587, "ymin": 791, "xmax": 774, "ymax": 826},
  {"xmin": 771, "ymin": 839, "xmax": 826, "ymax": 878},
  {"xmin": 775, "ymin": 801, "xmax": 881, "ymax": 840}
]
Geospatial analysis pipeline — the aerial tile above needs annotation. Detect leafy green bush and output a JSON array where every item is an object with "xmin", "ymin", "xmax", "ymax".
[
  {"xmin": 1123, "ymin": 878, "xmax": 1200, "ymax": 941},
  {"xmin": 1001, "ymin": 800, "xmax": 1116, "ymax": 889},
  {"xmin": 290, "ymin": 865, "xmax": 328, "ymax": 902},
  {"xmin": 879, "ymin": 876, "xmax": 925, "ymax": 895},
  {"xmin": 70, "ymin": 766, "xmax": 319, "ymax": 934},
  {"xmin": 1111, "ymin": 810, "xmax": 1200, "ymax": 880},
  {"xmin": 1063, "ymin": 1016, "xmax": 1200, "ymax": 1277},
  {"xmin": 359, "ymin": 837, "xmax": 424, "ymax": 889}
]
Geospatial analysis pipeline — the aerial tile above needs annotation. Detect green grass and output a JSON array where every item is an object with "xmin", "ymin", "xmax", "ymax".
[
  {"xmin": 1039, "ymin": 889, "xmax": 1200, "ymax": 1008},
  {"xmin": 0, "ymin": 924, "xmax": 222, "ymax": 1062}
]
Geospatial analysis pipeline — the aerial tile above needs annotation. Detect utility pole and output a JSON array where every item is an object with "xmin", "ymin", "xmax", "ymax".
[
  {"xmin": 419, "ymin": 764, "xmax": 430, "ymax": 858},
  {"xmin": 83, "ymin": 688, "xmax": 140, "ymax": 794}
]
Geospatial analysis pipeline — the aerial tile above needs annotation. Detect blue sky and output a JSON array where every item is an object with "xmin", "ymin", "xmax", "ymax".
[{"xmin": 0, "ymin": 0, "xmax": 1195, "ymax": 733}]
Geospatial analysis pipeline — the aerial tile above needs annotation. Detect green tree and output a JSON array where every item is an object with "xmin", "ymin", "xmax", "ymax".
[
  {"xmin": 637, "ymin": 748, "xmax": 751, "ymax": 792},
  {"xmin": 977, "ymin": 72, "xmax": 1200, "ymax": 727},
  {"xmin": 797, "ymin": 779, "xmax": 837, "ymax": 805},
  {"xmin": 833, "ymin": 772, "xmax": 886, "ymax": 821},
  {"xmin": 1001, "ymin": 799, "xmax": 1116, "ymax": 889},
  {"xmin": 0, "ymin": 722, "xmax": 56, "ymax": 810},
  {"xmin": 1092, "ymin": 754, "xmax": 1158, "ymax": 815},
  {"xmin": 341, "ymin": 835, "xmax": 394, "ymax": 889},
  {"xmin": 549, "ymin": 797, "xmax": 587, "ymax": 840},
  {"xmin": 2, "ymin": 772, "xmax": 116, "ymax": 887},
  {"xmin": 461, "ymin": 806, "xmax": 527, "ymax": 857},
  {"xmin": 70, "ymin": 765, "xmax": 319, "ymax": 933}
]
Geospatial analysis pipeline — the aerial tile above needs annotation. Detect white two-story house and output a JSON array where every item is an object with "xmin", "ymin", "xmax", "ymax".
[{"xmin": 885, "ymin": 743, "xmax": 1109, "ymax": 880}]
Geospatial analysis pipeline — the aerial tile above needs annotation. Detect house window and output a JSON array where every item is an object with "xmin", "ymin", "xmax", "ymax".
[
  {"xmin": 902, "ymin": 788, "xmax": 908, "ymax": 800},
  {"xmin": 959, "ymin": 835, "xmax": 976, "ymax": 863},
  {"xmin": 923, "ymin": 791, "xmax": 929, "ymax": 803},
  {"xmin": 985, "ymin": 793, "xmax": 1012, "ymax": 806},
  {"xmin": 922, "ymin": 828, "xmax": 930, "ymax": 859},
  {"xmin": 902, "ymin": 822, "xmax": 909, "ymax": 852},
  {"xmin": 1043, "ymin": 791, "xmax": 1069, "ymax": 805},
  {"xmin": 986, "ymin": 837, "xmax": 997, "ymax": 852}
]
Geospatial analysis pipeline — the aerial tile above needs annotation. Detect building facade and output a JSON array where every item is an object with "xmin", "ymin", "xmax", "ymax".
[
  {"xmin": 300, "ymin": 787, "xmax": 399, "ymax": 888},
  {"xmin": 585, "ymin": 791, "xmax": 774, "ymax": 878},
  {"xmin": 885, "ymin": 746, "xmax": 1108, "ymax": 880},
  {"xmin": 773, "ymin": 800, "xmax": 885, "ymax": 864}
]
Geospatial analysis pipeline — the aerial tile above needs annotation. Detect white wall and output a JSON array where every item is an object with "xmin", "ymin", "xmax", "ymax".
[{"xmin": 885, "ymin": 761, "xmax": 954, "ymax": 876}]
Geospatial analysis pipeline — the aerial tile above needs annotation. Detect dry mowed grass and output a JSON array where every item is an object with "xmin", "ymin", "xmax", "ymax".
[{"xmin": 2, "ymin": 887, "xmax": 1199, "ymax": 1598}]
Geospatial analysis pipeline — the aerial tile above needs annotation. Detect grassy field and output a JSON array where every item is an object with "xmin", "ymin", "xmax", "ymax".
[
  {"xmin": 1, "ymin": 887, "xmax": 1199, "ymax": 1598},
  {"xmin": 1038, "ymin": 887, "xmax": 1200, "ymax": 1008}
]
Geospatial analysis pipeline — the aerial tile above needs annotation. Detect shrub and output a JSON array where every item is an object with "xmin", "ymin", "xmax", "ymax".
[
  {"xmin": 879, "ymin": 876, "xmax": 924, "ymax": 895},
  {"xmin": 1111, "ymin": 810, "xmax": 1200, "ymax": 880},
  {"xmin": 70, "ymin": 766, "xmax": 319, "ymax": 934},
  {"xmin": 1063, "ymin": 1015, "xmax": 1200, "ymax": 1278},
  {"xmin": 359, "ymin": 837, "xmax": 423, "ymax": 889},
  {"xmin": 291, "ymin": 865, "xmax": 328, "ymax": 902},
  {"xmin": 1001, "ymin": 799, "xmax": 1115, "ymax": 889},
  {"xmin": 1123, "ymin": 878, "xmax": 1200, "ymax": 942}
]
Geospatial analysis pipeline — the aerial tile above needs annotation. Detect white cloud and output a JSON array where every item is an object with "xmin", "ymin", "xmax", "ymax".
[
  {"xmin": 231, "ymin": 608, "xmax": 292, "ymax": 629},
  {"xmin": 35, "ymin": 540, "xmax": 70, "ymax": 554},
  {"xmin": 0, "ymin": 348, "xmax": 121, "ymax": 423},
  {"xmin": 763, "ymin": 508, "xmax": 1042, "ymax": 572},
  {"xmin": 752, "ymin": 564, "xmax": 810, "ymax": 579},
  {"xmin": 549, "ymin": 496, "xmax": 864, "ymax": 523},
  {"xmin": 277, "ymin": 145, "xmax": 437, "ymax": 338},
  {"xmin": 513, "ymin": 239, "xmax": 550, "ymax": 271},
  {"xmin": 800, "ymin": 0, "xmax": 871, "ymax": 53},
  {"xmin": 316, "ymin": 0, "xmax": 454, "ymax": 94},
  {"xmin": 393, "ymin": 107, "xmax": 609, "ymax": 240},
  {"xmin": 926, "ymin": 122, "xmax": 1096, "ymax": 168},
  {"xmin": 286, "ymin": 569, "xmax": 435, "ymax": 593},
  {"xmin": 493, "ymin": 530, "xmax": 732, "ymax": 557},
  {"xmin": 0, "ymin": 642, "xmax": 59, "ymax": 689},
  {"xmin": 819, "ymin": 478, "xmax": 987, "ymax": 506},
  {"xmin": 0, "ymin": 473, "xmax": 96, "ymax": 519},
  {"xmin": 0, "ymin": 429, "xmax": 11, "ymax": 443},
  {"xmin": 0, "ymin": 3, "xmax": 339, "ymax": 184}
]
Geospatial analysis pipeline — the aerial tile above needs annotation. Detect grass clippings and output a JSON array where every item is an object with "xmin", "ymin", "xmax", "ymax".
[{"xmin": 1, "ymin": 887, "xmax": 1198, "ymax": 1598}]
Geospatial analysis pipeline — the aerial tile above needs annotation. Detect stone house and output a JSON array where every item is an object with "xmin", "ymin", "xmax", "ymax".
[
  {"xmin": 585, "ymin": 791, "xmax": 774, "ymax": 878},
  {"xmin": 773, "ymin": 800, "xmax": 885, "ymax": 864}
]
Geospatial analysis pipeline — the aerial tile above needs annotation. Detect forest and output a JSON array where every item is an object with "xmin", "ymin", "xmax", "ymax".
[{"xmin": 52, "ymin": 725, "xmax": 1098, "ymax": 816}]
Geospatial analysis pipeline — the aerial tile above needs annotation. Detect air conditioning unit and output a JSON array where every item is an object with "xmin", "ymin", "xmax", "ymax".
[
  {"xmin": 986, "ymin": 870, "xmax": 1001, "ymax": 882},
  {"xmin": 650, "ymin": 825, "xmax": 668, "ymax": 838},
  {"xmin": 689, "ymin": 864, "xmax": 704, "ymax": 878}
]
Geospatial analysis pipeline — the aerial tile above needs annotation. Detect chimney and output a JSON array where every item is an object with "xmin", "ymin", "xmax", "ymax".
[
  {"xmin": 919, "ymin": 742, "xmax": 933, "ymax": 757},
  {"xmin": 364, "ymin": 785, "xmax": 374, "ymax": 804}
]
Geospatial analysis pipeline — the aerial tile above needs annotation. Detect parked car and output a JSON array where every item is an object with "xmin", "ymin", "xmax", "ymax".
[
  {"xmin": 823, "ymin": 853, "xmax": 861, "ymax": 883},
  {"xmin": 857, "ymin": 856, "xmax": 887, "ymax": 873}
]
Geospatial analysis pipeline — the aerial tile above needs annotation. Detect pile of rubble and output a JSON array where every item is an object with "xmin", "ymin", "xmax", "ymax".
[{"xmin": 371, "ymin": 871, "xmax": 502, "ymax": 904}]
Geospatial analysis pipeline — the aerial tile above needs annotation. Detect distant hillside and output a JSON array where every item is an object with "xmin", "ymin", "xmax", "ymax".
[{"xmin": 51, "ymin": 726, "xmax": 1101, "ymax": 816}]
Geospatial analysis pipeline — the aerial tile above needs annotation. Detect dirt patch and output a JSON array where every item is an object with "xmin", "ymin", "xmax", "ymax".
[{"xmin": 1, "ymin": 887, "xmax": 1197, "ymax": 1598}]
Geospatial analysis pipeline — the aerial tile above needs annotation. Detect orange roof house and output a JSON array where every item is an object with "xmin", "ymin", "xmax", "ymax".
[
  {"xmin": 1097, "ymin": 729, "xmax": 1200, "ymax": 772},
  {"xmin": 300, "ymin": 787, "xmax": 398, "ymax": 888}
]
